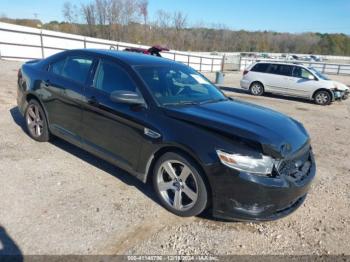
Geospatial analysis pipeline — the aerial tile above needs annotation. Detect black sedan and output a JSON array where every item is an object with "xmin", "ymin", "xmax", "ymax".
[{"xmin": 17, "ymin": 49, "xmax": 315, "ymax": 221}]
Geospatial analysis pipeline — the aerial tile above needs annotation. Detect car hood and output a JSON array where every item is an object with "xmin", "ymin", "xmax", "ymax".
[
  {"xmin": 164, "ymin": 99, "xmax": 309, "ymax": 158},
  {"xmin": 332, "ymin": 81, "xmax": 349, "ymax": 91}
]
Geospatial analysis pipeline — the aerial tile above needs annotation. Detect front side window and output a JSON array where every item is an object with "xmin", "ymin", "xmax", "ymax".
[
  {"xmin": 136, "ymin": 65, "xmax": 227, "ymax": 106},
  {"xmin": 49, "ymin": 56, "xmax": 93, "ymax": 84},
  {"xmin": 293, "ymin": 67, "xmax": 314, "ymax": 79},
  {"xmin": 94, "ymin": 60, "xmax": 137, "ymax": 94}
]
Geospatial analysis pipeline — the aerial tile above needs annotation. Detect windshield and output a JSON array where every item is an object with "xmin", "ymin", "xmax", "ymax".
[
  {"xmin": 308, "ymin": 67, "xmax": 330, "ymax": 80},
  {"xmin": 136, "ymin": 65, "xmax": 227, "ymax": 106}
]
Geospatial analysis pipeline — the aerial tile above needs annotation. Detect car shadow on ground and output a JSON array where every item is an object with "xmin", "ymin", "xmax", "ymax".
[
  {"xmin": 10, "ymin": 106, "xmax": 228, "ymax": 222},
  {"xmin": 0, "ymin": 226, "xmax": 23, "ymax": 262},
  {"xmin": 219, "ymin": 86, "xmax": 316, "ymax": 105}
]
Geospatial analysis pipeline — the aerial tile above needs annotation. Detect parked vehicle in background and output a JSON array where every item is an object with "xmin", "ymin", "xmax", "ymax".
[
  {"xmin": 310, "ymin": 55, "xmax": 322, "ymax": 62},
  {"xmin": 285, "ymin": 55, "xmax": 299, "ymax": 61},
  {"xmin": 17, "ymin": 49, "xmax": 315, "ymax": 221},
  {"xmin": 240, "ymin": 62, "xmax": 349, "ymax": 105}
]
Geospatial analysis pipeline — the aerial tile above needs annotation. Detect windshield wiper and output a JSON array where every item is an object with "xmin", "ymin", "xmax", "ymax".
[
  {"xmin": 198, "ymin": 98, "xmax": 228, "ymax": 105},
  {"xmin": 162, "ymin": 101, "xmax": 200, "ymax": 106}
]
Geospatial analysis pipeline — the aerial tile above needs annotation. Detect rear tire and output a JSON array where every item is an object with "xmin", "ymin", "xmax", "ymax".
[
  {"xmin": 25, "ymin": 99, "xmax": 50, "ymax": 142},
  {"xmin": 314, "ymin": 90, "xmax": 331, "ymax": 105},
  {"xmin": 153, "ymin": 152, "xmax": 208, "ymax": 217},
  {"xmin": 249, "ymin": 82, "xmax": 264, "ymax": 96}
]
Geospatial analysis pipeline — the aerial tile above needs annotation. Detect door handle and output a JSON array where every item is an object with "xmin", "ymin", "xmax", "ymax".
[
  {"xmin": 43, "ymin": 80, "xmax": 51, "ymax": 87},
  {"xmin": 88, "ymin": 96, "xmax": 99, "ymax": 106}
]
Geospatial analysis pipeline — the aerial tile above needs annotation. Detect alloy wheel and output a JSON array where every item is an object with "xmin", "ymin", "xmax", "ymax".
[
  {"xmin": 26, "ymin": 104, "xmax": 44, "ymax": 138},
  {"xmin": 315, "ymin": 92, "xmax": 329, "ymax": 105},
  {"xmin": 156, "ymin": 160, "xmax": 198, "ymax": 211},
  {"xmin": 251, "ymin": 83, "xmax": 262, "ymax": 95}
]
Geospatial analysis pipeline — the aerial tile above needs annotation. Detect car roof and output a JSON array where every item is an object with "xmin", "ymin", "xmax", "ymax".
[
  {"xmin": 70, "ymin": 49, "xmax": 182, "ymax": 67},
  {"xmin": 255, "ymin": 61, "xmax": 305, "ymax": 67}
]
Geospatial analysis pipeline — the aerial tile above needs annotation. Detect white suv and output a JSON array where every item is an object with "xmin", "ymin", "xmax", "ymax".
[{"xmin": 240, "ymin": 62, "xmax": 349, "ymax": 105}]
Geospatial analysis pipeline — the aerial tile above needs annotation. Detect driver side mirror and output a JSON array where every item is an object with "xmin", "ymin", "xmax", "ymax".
[{"xmin": 110, "ymin": 90, "xmax": 146, "ymax": 106}]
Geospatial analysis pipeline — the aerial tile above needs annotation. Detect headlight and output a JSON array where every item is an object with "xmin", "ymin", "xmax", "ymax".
[{"xmin": 216, "ymin": 150, "xmax": 276, "ymax": 175}]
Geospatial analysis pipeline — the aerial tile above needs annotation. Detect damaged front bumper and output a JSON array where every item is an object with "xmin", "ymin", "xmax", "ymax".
[
  {"xmin": 207, "ymin": 148, "xmax": 316, "ymax": 221},
  {"xmin": 332, "ymin": 89, "xmax": 349, "ymax": 100}
]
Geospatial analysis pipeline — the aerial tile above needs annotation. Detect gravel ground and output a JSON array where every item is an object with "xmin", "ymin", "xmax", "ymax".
[{"xmin": 0, "ymin": 59, "xmax": 349, "ymax": 256}]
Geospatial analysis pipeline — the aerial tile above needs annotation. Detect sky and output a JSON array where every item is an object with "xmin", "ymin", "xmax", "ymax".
[{"xmin": 1, "ymin": 0, "xmax": 349, "ymax": 34}]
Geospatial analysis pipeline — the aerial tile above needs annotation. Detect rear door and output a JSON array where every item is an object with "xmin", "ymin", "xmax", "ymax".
[
  {"xmin": 44, "ymin": 54, "xmax": 95, "ymax": 142},
  {"xmin": 263, "ymin": 64, "xmax": 293, "ymax": 94}
]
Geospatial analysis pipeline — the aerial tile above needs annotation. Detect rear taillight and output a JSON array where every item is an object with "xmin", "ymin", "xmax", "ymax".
[{"xmin": 243, "ymin": 70, "xmax": 249, "ymax": 76}]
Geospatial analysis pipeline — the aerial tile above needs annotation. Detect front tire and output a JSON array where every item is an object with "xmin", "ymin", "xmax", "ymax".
[
  {"xmin": 314, "ymin": 90, "xmax": 331, "ymax": 105},
  {"xmin": 153, "ymin": 152, "xmax": 208, "ymax": 217},
  {"xmin": 249, "ymin": 82, "xmax": 264, "ymax": 96},
  {"xmin": 25, "ymin": 99, "xmax": 50, "ymax": 142}
]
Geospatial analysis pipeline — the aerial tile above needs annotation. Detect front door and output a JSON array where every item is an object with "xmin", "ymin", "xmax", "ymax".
[
  {"xmin": 286, "ymin": 66, "xmax": 319, "ymax": 98},
  {"xmin": 264, "ymin": 64, "xmax": 294, "ymax": 95},
  {"xmin": 81, "ymin": 59, "xmax": 148, "ymax": 171}
]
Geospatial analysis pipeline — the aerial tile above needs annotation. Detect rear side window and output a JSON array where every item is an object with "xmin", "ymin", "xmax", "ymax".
[
  {"xmin": 49, "ymin": 56, "xmax": 93, "ymax": 84},
  {"xmin": 266, "ymin": 64, "xmax": 293, "ymax": 76},
  {"xmin": 276, "ymin": 65, "xmax": 293, "ymax": 76},
  {"xmin": 94, "ymin": 60, "xmax": 137, "ymax": 94},
  {"xmin": 251, "ymin": 63, "xmax": 269, "ymax": 73},
  {"xmin": 62, "ymin": 57, "xmax": 93, "ymax": 84},
  {"xmin": 49, "ymin": 58, "xmax": 65, "ymax": 75},
  {"xmin": 267, "ymin": 64, "xmax": 279, "ymax": 74}
]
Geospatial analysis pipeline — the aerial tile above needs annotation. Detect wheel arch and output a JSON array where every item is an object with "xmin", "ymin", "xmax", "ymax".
[
  {"xmin": 312, "ymin": 88, "xmax": 334, "ymax": 101},
  {"xmin": 249, "ymin": 81, "xmax": 265, "ymax": 91},
  {"xmin": 248, "ymin": 80, "xmax": 266, "ymax": 95},
  {"xmin": 144, "ymin": 145, "xmax": 213, "ymax": 202},
  {"xmin": 25, "ymin": 93, "xmax": 49, "ymax": 121}
]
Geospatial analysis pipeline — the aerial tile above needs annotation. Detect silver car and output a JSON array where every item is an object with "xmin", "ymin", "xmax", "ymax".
[{"xmin": 240, "ymin": 62, "xmax": 349, "ymax": 105}]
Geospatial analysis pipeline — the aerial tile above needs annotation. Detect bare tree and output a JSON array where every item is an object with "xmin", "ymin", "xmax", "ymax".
[
  {"xmin": 94, "ymin": 0, "xmax": 109, "ymax": 37},
  {"xmin": 81, "ymin": 3, "xmax": 97, "ymax": 37},
  {"xmin": 171, "ymin": 11, "xmax": 187, "ymax": 49},
  {"xmin": 173, "ymin": 11, "xmax": 187, "ymax": 31},
  {"xmin": 62, "ymin": 2, "xmax": 79, "ymax": 33},
  {"xmin": 138, "ymin": 0, "xmax": 148, "ymax": 25},
  {"xmin": 120, "ymin": 0, "xmax": 139, "ymax": 41},
  {"xmin": 106, "ymin": 0, "xmax": 122, "ymax": 40},
  {"xmin": 137, "ymin": 0, "xmax": 148, "ymax": 42},
  {"xmin": 155, "ymin": 9, "xmax": 171, "ymax": 29}
]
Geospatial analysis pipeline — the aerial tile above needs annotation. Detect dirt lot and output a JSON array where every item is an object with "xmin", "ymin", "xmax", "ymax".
[{"xmin": 0, "ymin": 59, "xmax": 350, "ymax": 256}]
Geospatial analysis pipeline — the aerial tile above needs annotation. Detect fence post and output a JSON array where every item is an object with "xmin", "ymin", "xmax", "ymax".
[
  {"xmin": 211, "ymin": 58, "xmax": 214, "ymax": 72},
  {"xmin": 187, "ymin": 55, "xmax": 190, "ymax": 66},
  {"xmin": 337, "ymin": 65, "xmax": 341, "ymax": 75},
  {"xmin": 322, "ymin": 63, "xmax": 326, "ymax": 73},
  {"xmin": 221, "ymin": 55, "xmax": 225, "ymax": 72},
  {"xmin": 83, "ymin": 37, "xmax": 86, "ymax": 48},
  {"xmin": 173, "ymin": 53, "xmax": 176, "ymax": 61},
  {"xmin": 40, "ymin": 29, "xmax": 44, "ymax": 58},
  {"xmin": 199, "ymin": 57, "xmax": 202, "ymax": 71}
]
